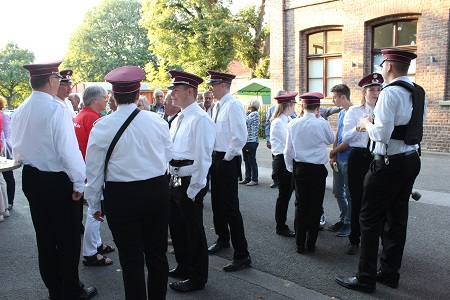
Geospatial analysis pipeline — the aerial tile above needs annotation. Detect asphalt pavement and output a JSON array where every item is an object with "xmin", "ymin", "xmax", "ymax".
[{"xmin": 1, "ymin": 142, "xmax": 449, "ymax": 300}]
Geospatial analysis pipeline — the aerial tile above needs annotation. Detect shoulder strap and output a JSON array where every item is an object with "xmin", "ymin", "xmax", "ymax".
[{"xmin": 104, "ymin": 108, "xmax": 140, "ymax": 181}]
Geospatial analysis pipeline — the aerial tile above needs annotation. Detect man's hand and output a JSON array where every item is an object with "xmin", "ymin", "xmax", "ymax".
[
  {"xmin": 93, "ymin": 211, "xmax": 104, "ymax": 222},
  {"xmin": 72, "ymin": 191, "xmax": 83, "ymax": 201},
  {"xmin": 266, "ymin": 141, "xmax": 271, "ymax": 149},
  {"xmin": 358, "ymin": 116, "xmax": 372, "ymax": 131}
]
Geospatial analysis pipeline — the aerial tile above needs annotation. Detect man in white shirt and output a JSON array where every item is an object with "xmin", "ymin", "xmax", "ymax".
[
  {"xmin": 166, "ymin": 70, "xmax": 215, "ymax": 293},
  {"xmin": 284, "ymin": 92, "xmax": 335, "ymax": 254},
  {"xmin": 12, "ymin": 61, "xmax": 97, "ymax": 300},
  {"xmin": 85, "ymin": 66, "xmax": 173, "ymax": 299},
  {"xmin": 55, "ymin": 69, "xmax": 77, "ymax": 118},
  {"xmin": 163, "ymin": 91, "xmax": 181, "ymax": 128},
  {"xmin": 336, "ymin": 49, "xmax": 422, "ymax": 293},
  {"xmin": 207, "ymin": 70, "xmax": 251, "ymax": 272},
  {"xmin": 203, "ymin": 90, "xmax": 214, "ymax": 118}
]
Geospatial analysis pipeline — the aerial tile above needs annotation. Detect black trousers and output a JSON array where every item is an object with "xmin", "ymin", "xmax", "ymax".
[
  {"xmin": 105, "ymin": 175, "xmax": 169, "ymax": 300},
  {"xmin": 347, "ymin": 148, "xmax": 372, "ymax": 245},
  {"xmin": 2, "ymin": 170, "xmax": 15, "ymax": 205},
  {"xmin": 357, "ymin": 153, "xmax": 420, "ymax": 284},
  {"xmin": 210, "ymin": 152, "xmax": 249, "ymax": 259},
  {"xmin": 273, "ymin": 155, "xmax": 294, "ymax": 230},
  {"xmin": 293, "ymin": 162, "xmax": 327, "ymax": 248},
  {"xmin": 169, "ymin": 176, "xmax": 208, "ymax": 284},
  {"xmin": 22, "ymin": 165, "xmax": 82, "ymax": 300}
]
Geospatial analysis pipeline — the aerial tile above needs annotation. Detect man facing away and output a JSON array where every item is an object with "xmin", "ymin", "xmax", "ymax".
[
  {"xmin": 85, "ymin": 66, "xmax": 173, "ymax": 299},
  {"xmin": 207, "ymin": 69, "xmax": 252, "ymax": 272},
  {"xmin": 166, "ymin": 70, "xmax": 215, "ymax": 293},
  {"xmin": 336, "ymin": 48, "xmax": 423, "ymax": 293},
  {"xmin": 12, "ymin": 61, "xmax": 97, "ymax": 300}
]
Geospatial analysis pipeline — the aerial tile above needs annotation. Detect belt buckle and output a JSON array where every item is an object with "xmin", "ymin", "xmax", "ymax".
[
  {"xmin": 384, "ymin": 155, "xmax": 390, "ymax": 165},
  {"xmin": 172, "ymin": 167, "xmax": 182, "ymax": 187}
]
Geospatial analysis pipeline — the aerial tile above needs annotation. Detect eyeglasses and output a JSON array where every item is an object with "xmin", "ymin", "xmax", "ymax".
[
  {"xmin": 50, "ymin": 75, "xmax": 63, "ymax": 81},
  {"xmin": 379, "ymin": 59, "xmax": 387, "ymax": 68},
  {"xmin": 209, "ymin": 81, "xmax": 223, "ymax": 87}
]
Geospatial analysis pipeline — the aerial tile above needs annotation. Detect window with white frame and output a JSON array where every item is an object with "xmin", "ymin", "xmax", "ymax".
[{"xmin": 307, "ymin": 30, "xmax": 342, "ymax": 97}]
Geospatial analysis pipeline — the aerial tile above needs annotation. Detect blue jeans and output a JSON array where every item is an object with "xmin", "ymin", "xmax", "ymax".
[
  {"xmin": 242, "ymin": 142, "xmax": 259, "ymax": 182},
  {"xmin": 332, "ymin": 160, "xmax": 351, "ymax": 225}
]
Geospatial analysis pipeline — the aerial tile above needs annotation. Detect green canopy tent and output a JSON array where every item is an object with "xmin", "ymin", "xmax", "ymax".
[{"xmin": 232, "ymin": 78, "xmax": 271, "ymax": 104}]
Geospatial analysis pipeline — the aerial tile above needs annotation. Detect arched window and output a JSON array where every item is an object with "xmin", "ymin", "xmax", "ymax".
[
  {"xmin": 307, "ymin": 30, "xmax": 342, "ymax": 97},
  {"xmin": 372, "ymin": 20, "xmax": 417, "ymax": 81}
]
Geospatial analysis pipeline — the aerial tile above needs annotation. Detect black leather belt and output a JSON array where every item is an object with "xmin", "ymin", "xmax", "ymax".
[
  {"xmin": 169, "ymin": 159, "xmax": 194, "ymax": 167},
  {"xmin": 351, "ymin": 147, "xmax": 369, "ymax": 152},
  {"xmin": 274, "ymin": 154, "xmax": 284, "ymax": 158},
  {"xmin": 373, "ymin": 150, "xmax": 417, "ymax": 161}
]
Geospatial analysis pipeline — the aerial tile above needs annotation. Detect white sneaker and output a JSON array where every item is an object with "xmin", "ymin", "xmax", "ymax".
[
  {"xmin": 246, "ymin": 181, "xmax": 258, "ymax": 186},
  {"xmin": 2, "ymin": 210, "xmax": 10, "ymax": 217},
  {"xmin": 0, "ymin": 214, "xmax": 4, "ymax": 222}
]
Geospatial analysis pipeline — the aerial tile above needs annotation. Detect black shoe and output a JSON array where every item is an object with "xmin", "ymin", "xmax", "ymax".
[
  {"xmin": 335, "ymin": 276, "xmax": 375, "ymax": 293},
  {"xmin": 208, "ymin": 242, "xmax": 230, "ymax": 254},
  {"xmin": 276, "ymin": 228, "xmax": 295, "ymax": 237},
  {"xmin": 270, "ymin": 182, "xmax": 279, "ymax": 188},
  {"xmin": 168, "ymin": 268, "xmax": 190, "ymax": 280},
  {"xmin": 376, "ymin": 269, "xmax": 399, "ymax": 288},
  {"xmin": 7, "ymin": 204, "xmax": 13, "ymax": 210},
  {"xmin": 296, "ymin": 246, "xmax": 305, "ymax": 254},
  {"xmin": 169, "ymin": 279, "xmax": 205, "ymax": 293},
  {"xmin": 307, "ymin": 245, "xmax": 316, "ymax": 253},
  {"xmin": 347, "ymin": 243, "xmax": 359, "ymax": 255},
  {"xmin": 78, "ymin": 287, "xmax": 98, "ymax": 299},
  {"xmin": 328, "ymin": 221, "xmax": 344, "ymax": 232},
  {"xmin": 223, "ymin": 256, "xmax": 251, "ymax": 272}
]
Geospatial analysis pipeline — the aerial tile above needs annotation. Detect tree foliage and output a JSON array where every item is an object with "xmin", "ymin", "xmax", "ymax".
[
  {"xmin": 0, "ymin": 42, "xmax": 35, "ymax": 108},
  {"xmin": 233, "ymin": 0, "xmax": 269, "ymax": 78},
  {"xmin": 140, "ymin": 0, "xmax": 238, "ymax": 82},
  {"xmin": 63, "ymin": 0, "xmax": 155, "ymax": 82}
]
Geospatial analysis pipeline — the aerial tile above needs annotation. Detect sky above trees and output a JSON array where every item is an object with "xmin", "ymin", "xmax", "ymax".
[{"xmin": 0, "ymin": 0, "xmax": 257, "ymax": 62}]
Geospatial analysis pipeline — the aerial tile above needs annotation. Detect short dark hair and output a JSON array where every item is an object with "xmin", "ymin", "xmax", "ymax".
[
  {"xmin": 304, "ymin": 104, "xmax": 320, "ymax": 111},
  {"xmin": 113, "ymin": 91, "xmax": 138, "ymax": 104},
  {"xmin": 180, "ymin": 84, "xmax": 198, "ymax": 99},
  {"xmin": 391, "ymin": 60, "xmax": 410, "ymax": 75},
  {"xmin": 30, "ymin": 75, "xmax": 51, "ymax": 89},
  {"xmin": 330, "ymin": 84, "xmax": 351, "ymax": 100}
]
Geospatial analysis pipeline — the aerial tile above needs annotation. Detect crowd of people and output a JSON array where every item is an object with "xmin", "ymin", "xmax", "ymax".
[{"xmin": 4, "ymin": 47, "xmax": 424, "ymax": 299}]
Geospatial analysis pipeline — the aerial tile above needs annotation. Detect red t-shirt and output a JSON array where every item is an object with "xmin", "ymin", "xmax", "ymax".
[{"xmin": 73, "ymin": 107, "xmax": 101, "ymax": 160}]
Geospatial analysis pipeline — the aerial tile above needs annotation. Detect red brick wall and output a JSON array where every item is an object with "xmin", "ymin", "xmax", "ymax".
[{"xmin": 270, "ymin": 0, "xmax": 450, "ymax": 152}]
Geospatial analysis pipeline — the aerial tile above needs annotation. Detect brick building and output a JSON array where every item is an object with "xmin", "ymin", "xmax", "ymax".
[{"xmin": 270, "ymin": 0, "xmax": 450, "ymax": 152}]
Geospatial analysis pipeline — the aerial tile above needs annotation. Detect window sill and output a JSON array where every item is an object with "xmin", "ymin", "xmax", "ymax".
[{"xmin": 438, "ymin": 101, "xmax": 450, "ymax": 107}]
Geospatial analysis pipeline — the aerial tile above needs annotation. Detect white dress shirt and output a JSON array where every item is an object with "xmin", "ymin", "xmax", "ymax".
[
  {"xmin": 85, "ymin": 103, "xmax": 173, "ymax": 212},
  {"xmin": 212, "ymin": 93, "xmax": 247, "ymax": 161},
  {"xmin": 11, "ymin": 91, "xmax": 86, "ymax": 192},
  {"xmin": 365, "ymin": 76, "xmax": 422, "ymax": 155},
  {"xmin": 169, "ymin": 102, "xmax": 216, "ymax": 199},
  {"xmin": 342, "ymin": 104, "xmax": 373, "ymax": 148},
  {"xmin": 284, "ymin": 112, "xmax": 335, "ymax": 172},
  {"xmin": 55, "ymin": 96, "xmax": 77, "ymax": 118},
  {"xmin": 270, "ymin": 114, "xmax": 290, "ymax": 156}
]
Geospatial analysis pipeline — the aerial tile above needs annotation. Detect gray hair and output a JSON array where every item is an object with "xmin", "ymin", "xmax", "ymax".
[
  {"xmin": 138, "ymin": 95, "xmax": 150, "ymax": 110},
  {"xmin": 249, "ymin": 99, "xmax": 260, "ymax": 110},
  {"xmin": 83, "ymin": 85, "xmax": 107, "ymax": 106}
]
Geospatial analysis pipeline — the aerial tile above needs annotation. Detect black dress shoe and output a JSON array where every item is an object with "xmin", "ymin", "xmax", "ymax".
[
  {"xmin": 347, "ymin": 243, "xmax": 359, "ymax": 255},
  {"xmin": 223, "ymin": 256, "xmax": 251, "ymax": 272},
  {"xmin": 78, "ymin": 287, "xmax": 98, "ymax": 299},
  {"xmin": 168, "ymin": 268, "xmax": 190, "ymax": 280},
  {"xmin": 376, "ymin": 269, "xmax": 399, "ymax": 288},
  {"xmin": 207, "ymin": 242, "xmax": 230, "ymax": 254},
  {"xmin": 169, "ymin": 279, "xmax": 205, "ymax": 293},
  {"xmin": 296, "ymin": 246, "xmax": 305, "ymax": 254},
  {"xmin": 335, "ymin": 276, "xmax": 375, "ymax": 293},
  {"xmin": 270, "ymin": 182, "xmax": 279, "ymax": 188},
  {"xmin": 276, "ymin": 228, "xmax": 295, "ymax": 237}
]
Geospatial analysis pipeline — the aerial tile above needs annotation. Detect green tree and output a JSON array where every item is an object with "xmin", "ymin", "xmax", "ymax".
[
  {"xmin": 140, "ymin": 0, "xmax": 237, "ymax": 80},
  {"xmin": 63, "ymin": 0, "xmax": 155, "ymax": 82},
  {"xmin": 0, "ymin": 42, "xmax": 35, "ymax": 108},
  {"xmin": 233, "ymin": 0, "xmax": 269, "ymax": 78}
]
